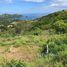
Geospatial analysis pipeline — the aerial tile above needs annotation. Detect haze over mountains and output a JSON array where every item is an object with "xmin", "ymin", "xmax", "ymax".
[
  {"xmin": 21, "ymin": 10, "xmax": 67, "ymax": 20},
  {"xmin": 21, "ymin": 13, "xmax": 46, "ymax": 20}
]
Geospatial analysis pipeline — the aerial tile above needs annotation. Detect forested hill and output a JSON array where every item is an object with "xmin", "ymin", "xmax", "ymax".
[
  {"xmin": 36, "ymin": 10, "xmax": 67, "ymax": 23},
  {"xmin": 0, "ymin": 14, "xmax": 22, "ymax": 25},
  {"xmin": 32, "ymin": 10, "xmax": 67, "ymax": 33}
]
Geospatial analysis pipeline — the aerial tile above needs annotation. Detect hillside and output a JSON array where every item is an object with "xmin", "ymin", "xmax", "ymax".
[
  {"xmin": 0, "ymin": 10, "xmax": 67, "ymax": 35},
  {"xmin": 36, "ymin": 10, "xmax": 67, "ymax": 24},
  {"xmin": 32, "ymin": 10, "xmax": 67, "ymax": 34},
  {"xmin": 0, "ymin": 10, "xmax": 67, "ymax": 67}
]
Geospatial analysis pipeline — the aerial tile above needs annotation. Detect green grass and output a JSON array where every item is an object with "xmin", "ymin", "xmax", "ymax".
[{"xmin": 0, "ymin": 34, "xmax": 67, "ymax": 67}]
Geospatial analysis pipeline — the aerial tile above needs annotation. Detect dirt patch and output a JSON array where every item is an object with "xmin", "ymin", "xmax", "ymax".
[{"xmin": 0, "ymin": 45, "xmax": 39, "ymax": 62}]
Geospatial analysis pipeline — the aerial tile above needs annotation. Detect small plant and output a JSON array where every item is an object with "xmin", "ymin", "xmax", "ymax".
[{"xmin": 1, "ymin": 59, "xmax": 26, "ymax": 67}]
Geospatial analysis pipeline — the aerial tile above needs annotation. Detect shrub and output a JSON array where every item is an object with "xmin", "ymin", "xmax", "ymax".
[
  {"xmin": 1, "ymin": 59, "xmax": 26, "ymax": 67},
  {"xmin": 41, "ymin": 34, "xmax": 67, "ymax": 54}
]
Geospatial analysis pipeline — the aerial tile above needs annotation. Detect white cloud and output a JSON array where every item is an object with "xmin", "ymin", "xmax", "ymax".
[
  {"xmin": 24, "ymin": 0, "xmax": 45, "ymax": 2},
  {"xmin": 50, "ymin": 0, "xmax": 67, "ymax": 6},
  {"xmin": 50, "ymin": 4, "xmax": 59, "ymax": 7}
]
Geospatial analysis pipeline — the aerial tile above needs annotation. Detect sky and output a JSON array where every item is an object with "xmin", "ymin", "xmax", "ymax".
[{"xmin": 0, "ymin": 0, "xmax": 67, "ymax": 14}]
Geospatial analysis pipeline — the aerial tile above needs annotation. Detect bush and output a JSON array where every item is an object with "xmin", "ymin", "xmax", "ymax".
[
  {"xmin": 42, "ymin": 34, "xmax": 67, "ymax": 54},
  {"xmin": 53, "ymin": 20, "xmax": 67, "ymax": 33},
  {"xmin": 1, "ymin": 59, "xmax": 26, "ymax": 67}
]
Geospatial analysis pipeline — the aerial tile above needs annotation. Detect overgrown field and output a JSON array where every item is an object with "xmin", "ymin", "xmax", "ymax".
[
  {"xmin": 0, "ymin": 34, "xmax": 67, "ymax": 67},
  {"xmin": 0, "ymin": 10, "xmax": 67, "ymax": 67}
]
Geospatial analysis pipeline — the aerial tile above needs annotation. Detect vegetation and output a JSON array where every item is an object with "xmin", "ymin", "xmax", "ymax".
[
  {"xmin": 0, "ymin": 10, "xmax": 67, "ymax": 67},
  {"xmin": 32, "ymin": 10, "xmax": 67, "ymax": 34},
  {"xmin": 0, "ymin": 59, "xmax": 26, "ymax": 67},
  {"xmin": 0, "ymin": 14, "xmax": 22, "ymax": 25}
]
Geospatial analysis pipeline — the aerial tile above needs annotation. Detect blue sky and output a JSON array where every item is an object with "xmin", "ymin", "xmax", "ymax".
[{"xmin": 0, "ymin": 0, "xmax": 67, "ymax": 14}]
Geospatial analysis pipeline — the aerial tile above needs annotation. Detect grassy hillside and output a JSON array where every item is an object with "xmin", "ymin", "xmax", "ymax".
[{"xmin": 0, "ymin": 10, "xmax": 67, "ymax": 67}]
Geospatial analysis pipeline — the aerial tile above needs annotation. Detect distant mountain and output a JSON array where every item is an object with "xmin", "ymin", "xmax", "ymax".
[
  {"xmin": 0, "ymin": 14, "xmax": 22, "ymax": 25},
  {"xmin": 21, "ymin": 13, "xmax": 47, "ymax": 20}
]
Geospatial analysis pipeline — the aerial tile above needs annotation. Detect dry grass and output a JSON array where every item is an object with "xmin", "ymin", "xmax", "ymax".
[{"xmin": 0, "ymin": 45, "xmax": 39, "ymax": 62}]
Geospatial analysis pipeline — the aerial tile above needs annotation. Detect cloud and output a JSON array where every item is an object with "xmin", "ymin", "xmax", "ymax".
[
  {"xmin": 50, "ymin": 0, "xmax": 67, "ymax": 6},
  {"xmin": 24, "ymin": 0, "xmax": 45, "ymax": 2}
]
